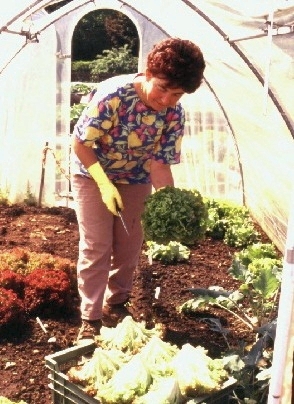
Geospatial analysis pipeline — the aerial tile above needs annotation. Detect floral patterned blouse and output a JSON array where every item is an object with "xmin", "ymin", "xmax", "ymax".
[{"xmin": 73, "ymin": 74, "xmax": 185, "ymax": 184}]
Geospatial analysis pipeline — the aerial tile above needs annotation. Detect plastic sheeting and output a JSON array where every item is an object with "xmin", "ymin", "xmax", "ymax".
[
  {"xmin": 173, "ymin": 86, "xmax": 243, "ymax": 205},
  {"xmin": 0, "ymin": 0, "xmax": 293, "ymax": 251},
  {"xmin": 0, "ymin": 5, "xmax": 57, "ymax": 205},
  {"xmin": 120, "ymin": 0, "xmax": 294, "ymax": 252},
  {"xmin": 0, "ymin": 1, "xmax": 294, "ymax": 402}
]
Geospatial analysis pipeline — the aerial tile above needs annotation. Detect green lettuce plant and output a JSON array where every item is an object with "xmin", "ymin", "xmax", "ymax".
[
  {"xmin": 144, "ymin": 241, "xmax": 190, "ymax": 264},
  {"xmin": 205, "ymin": 199, "xmax": 261, "ymax": 247},
  {"xmin": 141, "ymin": 186, "xmax": 208, "ymax": 246}
]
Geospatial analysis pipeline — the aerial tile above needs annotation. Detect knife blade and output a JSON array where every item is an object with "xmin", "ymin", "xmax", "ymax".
[{"xmin": 117, "ymin": 209, "xmax": 130, "ymax": 236}]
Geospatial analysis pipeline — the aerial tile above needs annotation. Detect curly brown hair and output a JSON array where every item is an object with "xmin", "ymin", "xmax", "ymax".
[{"xmin": 147, "ymin": 37, "xmax": 205, "ymax": 94}]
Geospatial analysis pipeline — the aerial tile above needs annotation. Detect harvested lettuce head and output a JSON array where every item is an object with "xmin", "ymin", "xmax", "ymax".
[
  {"xmin": 134, "ymin": 376, "xmax": 184, "ymax": 404},
  {"xmin": 139, "ymin": 336, "xmax": 179, "ymax": 378},
  {"xmin": 67, "ymin": 346, "xmax": 127, "ymax": 393},
  {"xmin": 96, "ymin": 354, "xmax": 152, "ymax": 403},
  {"xmin": 98, "ymin": 316, "xmax": 164, "ymax": 354},
  {"xmin": 171, "ymin": 343, "xmax": 228, "ymax": 397}
]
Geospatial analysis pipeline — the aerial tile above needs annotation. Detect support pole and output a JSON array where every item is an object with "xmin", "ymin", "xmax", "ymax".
[
  {"xmin": 38, "ymin": 141, "xmax": 49, "ymax": 207},
  {"xmin": 268, "ymin": 199, "xmax": 294, "ymax": 403}
]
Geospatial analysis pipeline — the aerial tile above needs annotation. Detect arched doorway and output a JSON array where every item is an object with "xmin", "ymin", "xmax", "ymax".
[{"xmin": 53, "ymin": 1, "xmax": 166, "ymax": 203}]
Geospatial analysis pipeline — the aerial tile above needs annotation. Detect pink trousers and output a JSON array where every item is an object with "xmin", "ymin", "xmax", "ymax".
[{"xmin": 72, "ymin": 175, "xmax": 152, "ymax": 320}]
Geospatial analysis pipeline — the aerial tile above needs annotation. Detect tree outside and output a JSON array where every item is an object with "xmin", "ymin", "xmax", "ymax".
[{"xmin": 46, "ymin": 2, "xmax": 139, "ymax": 61}]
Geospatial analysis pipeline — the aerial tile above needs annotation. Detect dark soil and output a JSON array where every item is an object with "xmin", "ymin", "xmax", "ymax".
[{"xmin": 0, "ymin": 204, "xmax": 276, "ymax": 404}]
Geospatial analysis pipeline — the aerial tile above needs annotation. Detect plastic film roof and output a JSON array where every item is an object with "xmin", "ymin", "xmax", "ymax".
[
  {"xmin": 0, "ymin": 0, "xmax": 294, "ymax": 252},
  {"xmin": 1, "ymin": 3, "xmax": 293, "ymax": 402}
]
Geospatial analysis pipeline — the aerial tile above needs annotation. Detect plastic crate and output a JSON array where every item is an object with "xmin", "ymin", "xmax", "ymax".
[
  {"xmin": 45, "ymin": 343, "xmax": 236, "ymax": 404},
  {"xmin": 45, "ymin": 342, "xmax": 100, "ymax": 404}
]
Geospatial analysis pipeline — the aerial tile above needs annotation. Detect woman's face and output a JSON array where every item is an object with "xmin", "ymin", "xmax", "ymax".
[{"xmin": 144, "ymin": 73, "xmax": 185, "ymax": 111}]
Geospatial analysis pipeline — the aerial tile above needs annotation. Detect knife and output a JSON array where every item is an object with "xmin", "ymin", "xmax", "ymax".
[{"xmin": 117, "ymin": 207, "xmax": 130, "ymax": 236}]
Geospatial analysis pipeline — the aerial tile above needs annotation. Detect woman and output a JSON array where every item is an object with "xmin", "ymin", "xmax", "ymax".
[{"xmin": 71, "ymin": 37, "xmax": 205, "ymax": 344}]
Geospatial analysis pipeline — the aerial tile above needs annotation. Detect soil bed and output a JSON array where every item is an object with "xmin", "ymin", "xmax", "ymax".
[{"xmin": 0, "ymin": 204, "xmax": 275, "ymax": 403}]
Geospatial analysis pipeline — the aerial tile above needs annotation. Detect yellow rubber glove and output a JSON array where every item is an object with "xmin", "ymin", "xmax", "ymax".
[{"xmin": 88, "ymin": 162, "xmax": 123, "ymax": 215}]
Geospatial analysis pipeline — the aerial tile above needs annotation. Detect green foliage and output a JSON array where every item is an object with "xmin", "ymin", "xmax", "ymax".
[
  {"xmin": 70, "ymin": 319, "xmax": 229, "ymax": 402},
  {"xmin": 72, "ymin": 10, "xmax": 112, "ymax": 60},
  {"xmin": 229, "ymin": 246, "xmax": 282, "ymax": 325},
  {"xmin": 104, "ymin": 11, "xmax": 139, "ymax": 55},
  {"xmin": 71, "ymin": 83, "xmax": 94, "ymax": 94},
  {"xmin": 71, "ymin": 61, "xmax": 92, "ymax": 74},
  {"xmin": 0, "ymin": 247, "xmax": 75, "ymax": 280},
  {"xmin": 142, "ymin": 186, "xmax": 208, "ymax": 246},
  {"xmin": 90, "ymin": 45, "xmax": 138, "ymax": 77},
  {"xmin": 171, "ymin": 343, "xmax": 229, "ymax": 397},
  {"xmin": 250, "ymin": 262, "xmax": 280, "ymax": 299},
  {"xmin": 144, "ymin": 241, "xmax": 190, "ymax": 264},
  {"xmin": 180, "ymin": 242, "xmax": 282, "ymax": 329},
  {"xmin": 46, "ymin": 8, "xmax": 139, "ymax": 60},
  {"xmin": 70, "ymin": 103, "xmax": 87, "ymax": 126},
  {"xmin": 232, "ymin": 242, "xmax": 279, "ymax": 268},
  {"xmin": 224, "ymin": 219, "xmax": 260, "ymax": 248},
  {"xmin": 71, "ymin": 10, "xmax": 138, "ymax": 61},
  {"xmin": 205, "ymin": 199, "xmax": 261, "ymax": 247},
  {"xmin": 98, "ymin": 316, "xmax": 164, "ymax": 354}
]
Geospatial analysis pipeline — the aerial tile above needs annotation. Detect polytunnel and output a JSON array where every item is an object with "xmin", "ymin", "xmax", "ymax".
[{"xmin": 0, "ymin": 0, "xmax": 293, "ymax": 402}]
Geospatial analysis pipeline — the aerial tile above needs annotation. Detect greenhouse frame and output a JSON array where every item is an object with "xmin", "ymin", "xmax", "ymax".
[{"xmin": 0, "ymin": 1, "xmax": 293, "ymax": 402}]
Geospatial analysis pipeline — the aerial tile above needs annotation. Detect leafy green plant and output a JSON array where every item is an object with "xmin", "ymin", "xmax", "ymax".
[
  {"xmin": 71, "ymin": 60, "xmax": 94, "ymax": 81},
  {"xmin": 231, "ymin": 242, "xmax": 279, "ymax": 267},
  {"xmin": 205, "ymin": 199, "xmax": 261, "ymax": 247},
  {"xmin": 0, "ymin": 247, "xmax": 76, "ymax": 288},
  {"xmin": 220, "ymin": 319, "xmax": 276, "ymax": 404},
  {"xmin": 179, "ymin": 242, "xmax": 282, "ymax": 403},
  {"xmin": 90, "ymin": 44, "xmax": 138, "ymax": 77},
  {"xmin": 0, "ymin": 287, "xmax": 25, "ymax": 331},
  {"xmin": 0, "ymin": 269, "xmax": 25, "ymax": 298},
  {"xmin": 70, "ymin": 102, "xmax": 87, "ymax": 126},
  {"xmin": 179, "ymin": 243, "xmax": 282, "ymax": 329},
  {"xmin": 229, "ymin": 245, "xmax": 282, "ymax": 327},
  {"xmin": 71, "ymin": 83, "xmax": 94, "ymax": 95},
  {"xmin": 68, "ymin": 317, "xmax": 230, "ymax": 403},
  {"xmin": 142, "ymin": 186, "xmax": 208, "ymax": 245},
  {"xmin": 224, "ymin": 219, "xmax": 260, "ymax": 248},
  {"xmin": 24, "ymin": 268, "xmax": 71, "ymax": 315},
  {"xmin": 144, "ymin": 241, "xmax": 190, "ymax": 264}
]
